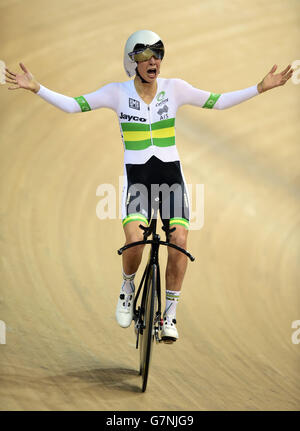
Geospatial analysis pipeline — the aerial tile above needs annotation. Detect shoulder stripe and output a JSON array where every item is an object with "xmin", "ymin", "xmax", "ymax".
[
  {"xmin": 74, "ymin": 96, "xmax": 91, "ymax": 112},
  {"xmin": 202, "ymin": 93, "xmax": 221, "ymax": 109}
]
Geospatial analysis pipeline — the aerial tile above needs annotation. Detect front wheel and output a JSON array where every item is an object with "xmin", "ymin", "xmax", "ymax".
[{"xmin": 139, "ymin": 264, "xmax": 157, "ymax": 392}]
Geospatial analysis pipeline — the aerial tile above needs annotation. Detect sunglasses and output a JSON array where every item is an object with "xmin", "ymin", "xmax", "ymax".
[{"xmin": 128, "ymin": 41, "xmax": 164, "ymax": 62}]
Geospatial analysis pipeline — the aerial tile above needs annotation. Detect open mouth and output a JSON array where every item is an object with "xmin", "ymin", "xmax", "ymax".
[{"xmin": 147, "ymin": 68, "xmax": 157, "ymax": 78}]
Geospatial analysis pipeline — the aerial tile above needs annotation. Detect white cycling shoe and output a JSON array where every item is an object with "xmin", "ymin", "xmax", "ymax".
[
  {"xmin": 115, "ymin": 282, "xmax": 135, "ymax": 328},
  {"xmin": 161, "ymin": 315, "xmax": 178, "ymax": 342}
]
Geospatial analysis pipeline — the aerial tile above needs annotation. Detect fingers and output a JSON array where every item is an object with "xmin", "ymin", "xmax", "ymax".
[
  {"xmin": 19, "ymin": 62, "xmax": 28, "ymax": 73},
  {"xmin": 7, "ymin": 85, "xmax": 20, "ymax": 90},
  {"xmin": 281, "ymin": 65, "xmax": 294, "ymax": 84},
  {"xmin": 5, "ymin": 67, "xmax": 16, "ymax": 77},
  {"xmin": 6, "ymin": 78, "xmax": 20, "ymax": 89},
  {"xmin": 280, "ymin": 64, "xmax": 292, "ymax": 76},
  {"xmin": 4, "ymin": 68, "xmax": 19, "ymax": 89},
  {"xmin": 285, "ymin": 69, "xmax": 294, "ymax": 82},
  {"xmin": 5, "ymin": 63, "xmax": 29, "ymax": 77},
  {"xmin": 5, "ymin": 71, "xmax": 17, "ymax": 84},
  {"xmin": 5, "ymin": 71, "xmax": 16, "ymax": 81},
  {"xmin": 270, "ymin": 64, "xmax": 294, "ymax": 87},
  {"xmin": 5, "ymin": 78, "xmax": 17, "ymax": 85},
  {"xmin": 279, "ymin": 67, "xmax": 294, "ymax": 86}
]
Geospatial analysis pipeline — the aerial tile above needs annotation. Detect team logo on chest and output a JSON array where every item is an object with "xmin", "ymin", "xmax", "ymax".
[
  {"xmin": 157, "ymin": 103, "xmax": 169, "ymax": 120},
  {"xmin": 157, "ymin": 104, "xmax": 168, "ymax": 116},
  {"xmin": 129, "ymin": 98, "xmax": 140, "ymax": 110},
  {"xmin": 155, "ymin": 91, "xmax": 168, "ymax": 107},
  {"xmin": 120, "ymin": 112, "xmax": 146, "ymax": 122}
]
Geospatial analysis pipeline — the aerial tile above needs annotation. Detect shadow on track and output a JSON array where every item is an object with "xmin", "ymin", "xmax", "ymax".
[{"xmin": 38, "ymin": 367, "xmax": 142, "ymax": 394}]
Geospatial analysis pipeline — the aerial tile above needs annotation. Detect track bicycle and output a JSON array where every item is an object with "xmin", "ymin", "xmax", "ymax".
[{"xmin": 117, "ymin": 211, "xmax": 195, "ymax": 392}]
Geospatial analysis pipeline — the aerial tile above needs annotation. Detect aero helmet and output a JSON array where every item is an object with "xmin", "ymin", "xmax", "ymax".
[{"xmin": 123, "ymin": 30, "xmax": 164, "ymax": 77}]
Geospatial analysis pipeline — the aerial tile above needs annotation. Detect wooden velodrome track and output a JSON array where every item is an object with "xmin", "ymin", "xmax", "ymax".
[{"xmin": 0, "ymin": 0, "xmax": 299, "ymax": 411}]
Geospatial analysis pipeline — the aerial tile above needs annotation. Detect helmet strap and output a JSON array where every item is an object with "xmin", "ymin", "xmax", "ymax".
[{"xmin": 135, "ymin": 65, "xmax": 151, "ymax": 84}]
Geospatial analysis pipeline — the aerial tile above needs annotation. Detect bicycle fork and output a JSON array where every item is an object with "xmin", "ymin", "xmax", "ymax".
[
  {"xmin": 133, "ymin": 239, "xmax": 163, "ymax": 348},
  {"xmin": 154, "ymin": 262, "xmax": 163, "ymax": 343}
]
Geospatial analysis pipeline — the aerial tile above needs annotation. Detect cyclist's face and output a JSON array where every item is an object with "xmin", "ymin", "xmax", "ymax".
[{"xmin": 137, "ymin": 56, "xmax": 161, "ymax": 82}]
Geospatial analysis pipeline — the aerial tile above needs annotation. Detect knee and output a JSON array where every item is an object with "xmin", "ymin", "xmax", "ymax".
[
  {"xmin": 170, "ymin": 231, "xmax": 187, "ymax": 249},
  {"xmin": 126, "ymin": 231, "xmax": 144, "ymax": 244},
  {"xmin": 125, "ymin": 233, "xmax": 145, "ymax": 254}
]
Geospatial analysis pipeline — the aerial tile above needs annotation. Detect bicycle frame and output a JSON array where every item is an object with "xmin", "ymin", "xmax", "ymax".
[
  {"xmin": 117, "ymin": 214, "xmax": 195, "ymax": 391},
  {"xmin": 117, "ymin": 216, "xmax": 195, "ymax": 343}
]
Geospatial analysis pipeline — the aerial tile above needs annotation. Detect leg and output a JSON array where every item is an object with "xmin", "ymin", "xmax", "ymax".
[
  {"xmin": 122, "ymin": 220, "xmax": 147, "ymax": 275},
  {"xmin": 116, "ymin": 219, "xmax": 147, "ymax": 328},
  {"xmin": 162, "ymin": 224, "xmax": 189, "ymax": 341},
  {"xmin": 166, "ymin": 225, "xmax": 189, "ymax": 292}
]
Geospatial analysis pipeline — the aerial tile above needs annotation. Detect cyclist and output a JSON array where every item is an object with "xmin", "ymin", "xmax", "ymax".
[{"xmin": 5, "ymin": 30, "xmax": 293, "ymax": 342}]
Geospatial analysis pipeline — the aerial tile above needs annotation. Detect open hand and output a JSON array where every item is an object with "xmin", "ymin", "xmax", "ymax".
[
  {"xmin": 5, "ymin": 63, "xmax": 40, "ymax": 93},
  {"xmin": 258, "ymin": 64, "xmax": 293, "ymax": 93}
]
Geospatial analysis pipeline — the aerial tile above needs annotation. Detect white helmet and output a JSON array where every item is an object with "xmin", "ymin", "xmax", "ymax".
[{"xmin": 123, "ymin": 30, "xmax": 164, "ymax": 77}]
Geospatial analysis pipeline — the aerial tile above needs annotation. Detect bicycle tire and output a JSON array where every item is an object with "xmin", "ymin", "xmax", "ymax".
[
  {"xmin": 138, "ymin": 263, "xmax": 151, "ymax": 376},
  {"xmin": 139, "ymin": 264, "xmax": 157, "ymax": 392}
]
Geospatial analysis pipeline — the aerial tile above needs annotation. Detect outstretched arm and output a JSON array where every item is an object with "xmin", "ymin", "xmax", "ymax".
[
  {"xmin": 173, "ymin": 64, "xmax": 294, "ymax": 110},
  {"xmin": 5, "ymin": 62, "xmax": 119, "ymax": 113}
]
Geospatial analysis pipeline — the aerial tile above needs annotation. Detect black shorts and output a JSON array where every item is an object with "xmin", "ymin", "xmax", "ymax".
[{"xmin": 122, "ymin": 156, "xmax": 190, "ymax": 230}]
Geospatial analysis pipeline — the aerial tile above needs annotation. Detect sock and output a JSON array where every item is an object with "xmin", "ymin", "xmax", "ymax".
[
  {"xmin": 164, "ymin": 290, "xmax": 181, "ymax": 320},
  {"xmin": 122, "ymin": 270, "xmax": 136, "ymax": 294}
]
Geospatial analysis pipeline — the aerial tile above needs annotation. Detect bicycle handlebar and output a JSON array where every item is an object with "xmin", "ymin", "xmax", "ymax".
[{"xmin": 117, "ymin": 239, "xmax": 195, "ymax": 262}]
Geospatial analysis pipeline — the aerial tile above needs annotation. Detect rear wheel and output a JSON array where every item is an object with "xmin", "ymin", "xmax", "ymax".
[{"xmin": 139, "ymin": 264, "xmax": 157, "ymax": 392}]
